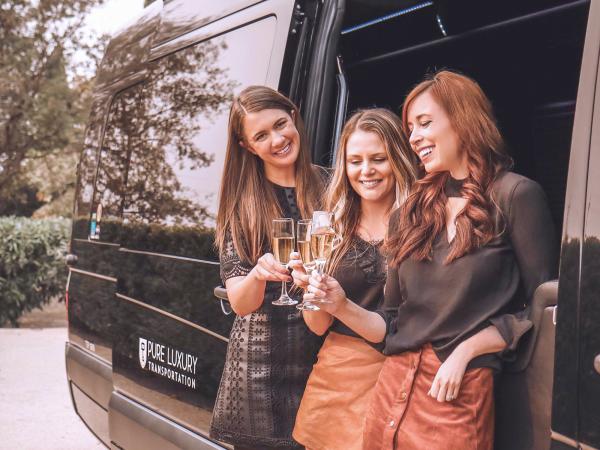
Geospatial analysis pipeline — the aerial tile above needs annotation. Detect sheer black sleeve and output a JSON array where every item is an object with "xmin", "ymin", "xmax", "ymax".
[
  {"xmin": 375, "ymin": 209, "xmax": 403, "ymax": 337},
  {"xmin": 489, "ymin": 178, "xmax": 558, "ymax": 355},
  {"xmin": 219, "ymin": 230, "xmax": 254, "ymax": 284}
]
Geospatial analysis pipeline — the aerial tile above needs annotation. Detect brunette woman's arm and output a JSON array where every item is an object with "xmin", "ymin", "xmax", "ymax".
[{"xmin": 220, "ymin": 232, "xmax": 291, "ymax": 316}]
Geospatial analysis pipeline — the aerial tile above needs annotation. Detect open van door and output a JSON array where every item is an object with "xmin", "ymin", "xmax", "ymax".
[{"xmin": 552, "ymin": 0, "xmax": 600, "ymax": 448}]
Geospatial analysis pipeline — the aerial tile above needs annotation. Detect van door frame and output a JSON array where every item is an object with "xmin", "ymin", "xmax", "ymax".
[{"xmin": 551, "ymin": 0, "xmax": 599, "ymax": 448}]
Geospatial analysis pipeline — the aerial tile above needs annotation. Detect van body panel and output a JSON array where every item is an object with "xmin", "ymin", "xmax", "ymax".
[
  {"xmin": 71, "ymin": 383, "xmax": 111, "ymax": 447},
  {"xmin": 66, "ymin": 342, "xmax": 113, "ymax": 408},
  {"xmin": 553, "ymin": 0, "xmax": 599, "ymax": 445},
  {"xmin": 66, "ymin": 342, "xmax": 113, "ymax": 447},
  {"xmin": 154, "ymin": 0, "xmax": 263, "ymax": 48},
  {"xmin": 95, "ymin": 1, "xmax": 162, "ymax": 88},
  {"xmin": 108, "ymin": 391, "xmax": 225, "ymax": 450}
]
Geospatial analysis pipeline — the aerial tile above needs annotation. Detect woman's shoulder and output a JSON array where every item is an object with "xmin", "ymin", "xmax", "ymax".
[
  {"xmin": 492, "ymin": 171, "xmax": 544, "ymax": 200},
  {"xmin": 491, "ymin": 171, "xmax": 547, "ymax": 213}
]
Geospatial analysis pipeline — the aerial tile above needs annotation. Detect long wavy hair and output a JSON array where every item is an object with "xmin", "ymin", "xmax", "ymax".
[
  {"xmin": 326, "ymin": 108, "xmax": 418, "ymax": 275},
  {"xmin": 216, "ymin": 86, "xmax": 324, "ymax": 264},
  {"xmin": 386, "ymin": 70, "xmax": 513, "ymax": 266}
]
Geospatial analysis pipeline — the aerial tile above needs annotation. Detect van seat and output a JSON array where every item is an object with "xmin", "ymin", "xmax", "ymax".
[{"xmin": 495, "ymin": 280, "xmax": 558, "ymax": 450}]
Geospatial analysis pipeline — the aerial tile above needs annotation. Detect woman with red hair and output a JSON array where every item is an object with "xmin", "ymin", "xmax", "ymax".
[{"xmin": 303, "ymin": 70, "xmax": 557, "ymax": 449}]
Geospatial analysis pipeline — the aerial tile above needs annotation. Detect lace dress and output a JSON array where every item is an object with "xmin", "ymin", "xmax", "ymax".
[{"xmin": 210, "ymin": 185, "xmax": 323, "ymax": 449}]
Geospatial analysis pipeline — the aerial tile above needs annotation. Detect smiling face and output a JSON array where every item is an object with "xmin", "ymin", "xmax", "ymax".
[
  {"xmin": 241, "ymin": 108, "xmax": 300, "ymax": 174},
  {"xmin": 406, "ymin": 90, "xmax": 468, "ymax": 178},
  {"xmin": 345, "ymin": 129, "xmax": 395, "ymax": 206}
]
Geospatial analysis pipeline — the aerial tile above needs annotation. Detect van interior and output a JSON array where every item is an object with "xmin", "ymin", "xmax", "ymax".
[
  {"xmin": 332, "ymin": 1, "xmax": 589, "ymax": 448},
  {"xmin": 336, "ymin": 0, "xmax": 589, "ymax": 243}
]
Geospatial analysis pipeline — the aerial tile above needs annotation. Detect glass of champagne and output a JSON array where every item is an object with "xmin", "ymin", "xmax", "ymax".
[
  {"xmin": 310, "ymin": 211, "xmax": 340, "ymax": 304},
  {"xmin": 272, "ymin": 218, "xmax": 297, "ymax": 306},
  {"xmin": 296, "ymin": 219, "xmax": 320, "ymax": 311}
]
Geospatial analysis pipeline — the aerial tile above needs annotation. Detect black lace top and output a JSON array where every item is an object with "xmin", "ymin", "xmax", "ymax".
[
  {"xmin": 330, "ymin": 236, "xmax": 387, "ymax": 338},
  {"xmin": 210, "ymin": 183, "xmax": 323, "ymax": 449}
]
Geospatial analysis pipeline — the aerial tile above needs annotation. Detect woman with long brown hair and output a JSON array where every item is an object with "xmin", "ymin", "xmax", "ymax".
[
  {"xmin": 289, "ymin": 108, "xmax": 418, "ymax": 450},
  {"xmin": 303, "ymin": 71, "xmax": 557, "ymax": 449},
  {"xmin": 210, "ymin": 85, "xmax": 327, "ymax": 449}
]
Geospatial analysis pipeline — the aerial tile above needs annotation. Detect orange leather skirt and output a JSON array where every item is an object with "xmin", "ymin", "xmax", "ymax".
[
  {"xmin": 363, "ymin": 344, "xmax": 494, "ymax": 450},
  {"xmin": 293, "ymin": 331, "xmax": 385, "ymax": 450}
]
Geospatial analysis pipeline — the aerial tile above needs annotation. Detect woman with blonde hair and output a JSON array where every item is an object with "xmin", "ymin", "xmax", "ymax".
[
  {"xmin": 304, "ymin": 71, "xmax": 557, "ymax": 449},
  {"xmin": 290, "ymin": 108, "xmax": 418, "ymax": 450},
  {"xmin": 210, "ymin": 85, "xmax": 327, "ymax": 450}
]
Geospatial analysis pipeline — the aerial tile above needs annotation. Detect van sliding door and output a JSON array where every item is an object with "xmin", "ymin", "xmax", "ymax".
[{"xmin": 106, "ymin": 1, "xmax": 300, "ymax": 448}]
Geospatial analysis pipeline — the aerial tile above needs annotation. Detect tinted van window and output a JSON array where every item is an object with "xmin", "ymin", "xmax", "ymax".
[
  {"xmin": 92, "ymin": 84, "xmax": 145, "ymax": 243},
  {"xmin": 72, "ymin": 99, "xmax": 108, "ymax": 239},
  {"xmin": 111, "ymin": 17, "xmax": 278, "ymax": 260}
]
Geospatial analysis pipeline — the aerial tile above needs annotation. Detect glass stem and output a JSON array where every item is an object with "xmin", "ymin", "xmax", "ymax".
[{"xmin": 281, "ymin": 280, "xmax": 288, "ymax": 299}]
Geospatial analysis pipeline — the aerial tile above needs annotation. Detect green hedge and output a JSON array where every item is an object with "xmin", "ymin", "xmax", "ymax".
[{"xmin": 0, "ymin": 217, "xmax": 70, "ymax": 326}]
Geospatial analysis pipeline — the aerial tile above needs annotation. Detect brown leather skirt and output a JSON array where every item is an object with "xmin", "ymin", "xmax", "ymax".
[
  {"xmin": 293, "ymin": 331, "xmax": 385, "ymax": 450},
  {"xmin": 363, "ymin": 344, "xmax": 494, "ymax": 450}
]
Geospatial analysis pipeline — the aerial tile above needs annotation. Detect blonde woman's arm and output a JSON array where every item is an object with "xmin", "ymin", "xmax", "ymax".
[{"xmin": 289, "ymin": 253, "xmax": 333, "ymax": 335}]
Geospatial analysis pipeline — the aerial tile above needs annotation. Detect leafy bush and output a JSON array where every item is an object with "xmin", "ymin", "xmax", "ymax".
[{"xmin": 0, "ymin": 217, "xmax": 70, "ymax": 326}]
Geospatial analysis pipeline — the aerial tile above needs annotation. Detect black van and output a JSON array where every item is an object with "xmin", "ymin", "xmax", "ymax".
[{"xmin": 65, "ymin": 0, "xmax": 600, "ymax": 449}]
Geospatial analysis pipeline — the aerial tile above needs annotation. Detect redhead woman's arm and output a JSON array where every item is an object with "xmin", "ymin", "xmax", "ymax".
[
  {"xmin": 225, "ymin": 253, "xmax": 291, "ymax": 317},
  {"xmin": 429, "ymin": 326, "xmax": 506, "ymax": 402}
]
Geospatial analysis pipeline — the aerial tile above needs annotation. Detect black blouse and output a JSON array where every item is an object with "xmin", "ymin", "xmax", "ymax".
[
  {"xmin": 330, "ymin": 236, "xmax": 386, "ymax": 338},
  {"xmin": 378, "ymin": 171, "xmax": 558, "ymax": 370}
]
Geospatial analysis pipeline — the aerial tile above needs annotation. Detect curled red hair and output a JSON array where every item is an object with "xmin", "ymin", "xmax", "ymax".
[{"xmin": 386, "ymin": 70, "xmax": 513, "ymax": 266}]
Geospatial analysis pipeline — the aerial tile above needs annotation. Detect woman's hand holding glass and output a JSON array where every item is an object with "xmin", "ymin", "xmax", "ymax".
[
  {"xmin": 304, "ymin": 271, "xmax": 348, "ymax": 315},
  {"xmin": 251, "ymin": 253, "xmax": 292, "ymax": 283},
  {"xmin": 289, "ymin": 252, "xmax": 309, "ymax": 289}
]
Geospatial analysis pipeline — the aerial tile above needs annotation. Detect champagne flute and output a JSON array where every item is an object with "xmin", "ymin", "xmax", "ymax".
[
  {"xmin": 272, "ymin": 218, "xmax": 297, "ymax": 306},
  {"xmin": 309, "ymin": 211, "xmax": 341, "ymax": 304},
  {"xmin": 296, "ymin": 219, "xmax": 320, "ymax": 311}
]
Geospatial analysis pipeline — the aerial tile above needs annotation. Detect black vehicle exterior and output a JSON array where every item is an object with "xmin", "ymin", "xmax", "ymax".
[{"xmin": 65, "ymin": 0, "xmax": 600, "ymax": 449}]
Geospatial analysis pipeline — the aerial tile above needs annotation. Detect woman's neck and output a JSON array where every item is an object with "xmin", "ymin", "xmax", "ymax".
[
  {"xmin": 358, "ymin": 197, "xmax": 393, "ymax": 241},
  {"xmin": 264, "ymin": 164, "xmax": 296, "ymax": 187}
]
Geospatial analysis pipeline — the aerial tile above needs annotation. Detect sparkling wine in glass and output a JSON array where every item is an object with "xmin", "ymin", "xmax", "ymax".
[
  {"xmin": 272, "ymin": 218, "xmax": 297, "ymax": 306},
  {"xmin": 310, "ymin": 211, "xmax": 337, "ymax": 275},
  {"xmin": 309, "ymin": 211, "xmax": 341, "ymax": 305},
  {"xmin": 296, "ymin": 219, "xmax": 320, "ymax": 311}
]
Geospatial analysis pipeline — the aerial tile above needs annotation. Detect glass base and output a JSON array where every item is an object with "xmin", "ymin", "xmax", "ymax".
[
  {"xmin": 296, "ymin": 301, "xmax": 320, "ymax": 311},
  {"xmin": 272, "ymin": 296, "xmax": 298, "ymax": 306}
]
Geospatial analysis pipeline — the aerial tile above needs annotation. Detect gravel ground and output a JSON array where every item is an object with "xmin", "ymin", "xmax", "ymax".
[{"xmin": 0, "ymin": 327, "xmax": 105, "ymax": 450}]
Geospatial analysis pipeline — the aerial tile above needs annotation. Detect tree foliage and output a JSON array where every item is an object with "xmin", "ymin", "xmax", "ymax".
[
  {"xmin": 0, "ymin": 0, "xmax": 106, "ymax": 216},
  {"xmin": 0, "ymin": 217, "xmax": 70, "ymax": 326}
]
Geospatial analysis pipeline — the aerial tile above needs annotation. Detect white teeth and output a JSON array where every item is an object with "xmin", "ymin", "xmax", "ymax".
[
  {"xmin": 419, "ymin": 147, "xmax": 433, "ymax": 159},
  {"xmin": 360, "ymin": 180, "xmax": 381, "ymax": 187},
  {"xmin": 275, "ymin": 144, "xmax": 290, "ymax": 156}
]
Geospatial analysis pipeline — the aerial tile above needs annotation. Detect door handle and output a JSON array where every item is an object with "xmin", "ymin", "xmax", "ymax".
[
  {"xmin": 214, "ymin": 286, "xmax": 232, "ymax": 315},
  {"xmin": 65, "ymin": 253, "xmax": 78, "ymax": 265}
]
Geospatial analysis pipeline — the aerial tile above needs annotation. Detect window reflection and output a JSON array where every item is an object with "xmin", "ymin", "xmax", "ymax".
[
  {"xmin": 93, "ymin": 17, "xmax": 276, "ymax": 257},
  {"xmin": 73, "ymin": 100, "xmax": 107, "ymax": 239}
]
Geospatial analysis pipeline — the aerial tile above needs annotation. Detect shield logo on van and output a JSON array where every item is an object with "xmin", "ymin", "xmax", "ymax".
[{"xmin": 139, "ymin": 338, "xmax": 147, "ymax": 369}]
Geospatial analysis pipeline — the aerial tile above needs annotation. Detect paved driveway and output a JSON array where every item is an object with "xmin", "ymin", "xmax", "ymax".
[{"xmin": 0, "ymin": 328, "xmax": 105, "ymax": 450}]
